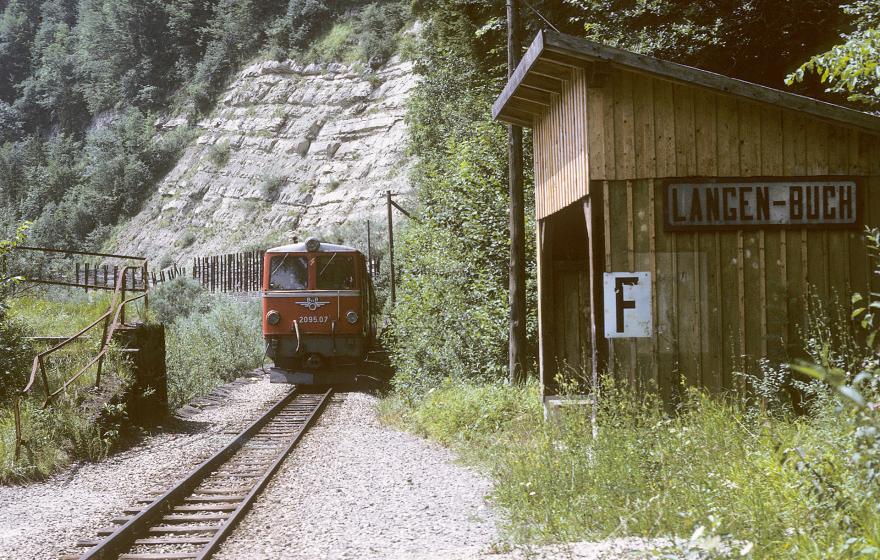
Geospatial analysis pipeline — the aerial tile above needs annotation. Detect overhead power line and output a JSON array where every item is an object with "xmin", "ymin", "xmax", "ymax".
[{"xmin": 519, "ymin": 0, "xmax": 561, "ymax": 34}]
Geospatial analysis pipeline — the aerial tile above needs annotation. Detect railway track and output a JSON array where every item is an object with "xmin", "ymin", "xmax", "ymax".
[{"xmin": 65, "ymin": 387, "xmax": 332, "ymax": 560}]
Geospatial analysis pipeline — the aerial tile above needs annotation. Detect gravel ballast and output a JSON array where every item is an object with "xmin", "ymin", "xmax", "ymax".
[
  {"xmin": 212, "ymin": 391, "xmax": 501, "ymax": 560},
  {"xmin": 211, "ymin": 391, "xmax": 665, "ymax": 560},
  {"xmin": 0, "ymin": 376, "xmax": 289, "ymax": 560},
  {"xmin": 1, "ymin": 380, "xmax": 667, "ymax": 560}
]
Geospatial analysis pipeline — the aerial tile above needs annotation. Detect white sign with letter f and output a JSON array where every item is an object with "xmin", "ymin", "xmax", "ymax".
[{"xmin": 603, "ymin": 272, "xmax": 652, "ymax": 338}]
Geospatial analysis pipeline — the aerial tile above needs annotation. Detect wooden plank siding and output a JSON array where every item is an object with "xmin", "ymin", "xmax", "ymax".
[
  {"xmin": 535, "ymin": 66, "xmax": 880, "ymax": 218},
  {"xmin": 532, "ymin": 64, "xmax": 880, "ymax": 395},
  {"xmin": 597, "ymin": 178, "xmax": 880, "ymax": 390},
  {"xmin": 533, "ymin": 68, "xmax": 590, "ymax": 219}
]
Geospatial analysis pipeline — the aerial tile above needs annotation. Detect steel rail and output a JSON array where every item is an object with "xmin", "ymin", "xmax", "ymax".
[{"xmin": 73, "ymin": 387, "xmax": 332, "ymax": 560}]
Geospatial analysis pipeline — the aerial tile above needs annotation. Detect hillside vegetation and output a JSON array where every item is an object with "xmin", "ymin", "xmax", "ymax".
[{"xmin": 0, "ymin": 0, "xmax": 411, "ymax": 250}]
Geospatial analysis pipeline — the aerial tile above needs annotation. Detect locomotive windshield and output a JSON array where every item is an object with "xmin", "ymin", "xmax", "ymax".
[
  {"xmin": 268, "ymin": 254, "xmax": 308, "ymax": 290},
  {"xmin": 316, "ymin": 254, "xmax": 355, "ymax": 290}
]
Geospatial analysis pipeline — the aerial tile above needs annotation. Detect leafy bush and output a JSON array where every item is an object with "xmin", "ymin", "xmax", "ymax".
[
  {"xmin": 0, "ymin": 224, "xmax": 32, "ymax": 406},
  {"xmin": 291, "ymin": 1, "xmax": 410, "ymax": 64},
  {"xmin": 388, "ymin": 10, "xmax": 537, "ymax": 392},
  {"xmin": 259, "ymin": 174, "xmax": 286, "ymax": 202},
  {"xmin": 390, "ymin": 122, "xmax": 535, "ymax": 391},
  {"xmin": 787, "ymin": 1, "xmax": 880, "ymax": 106},
  {"xmin": 207, "ymin": 140, "xmax": 230, "ymax": 167},
  {"xmin": 148, "ymin": 277, "xmax": 210, "ymax": 324},
  {"xmin": 165, "ymin": 295, "xmax": 264, "ymax": 409}
]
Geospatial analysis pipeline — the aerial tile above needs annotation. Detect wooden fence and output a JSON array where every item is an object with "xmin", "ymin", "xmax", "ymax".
[{"xmin": 193, "ymin": 251, "xmax": 264, "ymax": 293}]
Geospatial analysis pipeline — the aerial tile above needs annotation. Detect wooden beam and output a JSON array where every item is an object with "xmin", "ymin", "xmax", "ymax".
[
  {"xmin": 531, "ymin": 59, "xmax": 573, "ymax": 81},
  {"xmin": 498, "ymin": 107, "xmax": 533, "ymax": 128},
  {"xmin": 541, "ymin": 49, "xmax": 592, "ymax": 69},
  {"xmin": 521, "ymin": 74, "xmax": 563, "ymax": 94},
  {"xmin": 514, "ymin": 85, "xmax": 552, "ymax": 106},
  {"xmin": 507, "ymin": 0, "xmax": 528, "ymax": 385},
  {"xmin": 507, "ymin": 97, "xmax": 548, "ymax": 115},
  {"xmin": 492, "ymin": 30, "xmax": 546, "ymax": 121}
]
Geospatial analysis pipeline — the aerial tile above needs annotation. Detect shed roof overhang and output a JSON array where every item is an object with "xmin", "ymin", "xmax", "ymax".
[{"xmin": 492, "ymin": 30, "xmax": 880, "ymax": 134}]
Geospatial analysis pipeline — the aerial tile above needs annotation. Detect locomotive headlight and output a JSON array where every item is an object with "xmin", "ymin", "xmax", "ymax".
[
  {"xmin": 345, "ymin": 310, "xmax": 358, "ymax": 324},
  {"xmin": 305, "ymin": 237, "xmax": 321, "ymax": 252},
  {"xmin": 266, "ymin": 310, "xmax": 281, "ymax": 325}
]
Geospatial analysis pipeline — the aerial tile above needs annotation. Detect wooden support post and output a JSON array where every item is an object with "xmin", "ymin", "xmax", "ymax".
[
  {"xmin": 84, "ymin": 263, "xmax": 90, "ymax": 292},
  {"xmin": 387, "ymin": 191, "xmax": 396, "ymax": 305},
  {"xmin": 507, "ymin": 0, "xmax": 527, "ymax": 385},
  {"xmin": 584, "ymin": 196, "xmax": 607, "ymax": 434}
]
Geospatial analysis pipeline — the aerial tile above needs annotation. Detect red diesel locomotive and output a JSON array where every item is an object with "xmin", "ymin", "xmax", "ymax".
[{"xmin": 262, "ymin": 237, "xmax": 376, "ymax": 384}]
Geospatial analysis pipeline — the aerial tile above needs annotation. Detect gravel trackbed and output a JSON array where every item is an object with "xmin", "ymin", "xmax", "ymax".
[
  {"xmin": 0, "ymin": 377, "xmax": 664, "ymax": 560},
  {"xmin": 212, "ymin": 391, "xmax": 501, "ymax": 560},
  {"xmin": 0, "ymin": 376, "xmax": 289, "ymax": 560}
]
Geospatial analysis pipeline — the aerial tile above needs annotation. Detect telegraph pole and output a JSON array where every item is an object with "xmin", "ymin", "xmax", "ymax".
[
  {"xmin": 507, "ymin": 0, "xmax": 527, "ymax": 384},
  {"xmin": 387, "ymin": 190, "xmax": 396, "ymax": 305}
]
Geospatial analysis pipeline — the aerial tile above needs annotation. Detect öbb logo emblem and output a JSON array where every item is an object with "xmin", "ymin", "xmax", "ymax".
[{"xmin": 296, "ymin": 297, "xmax": 330, "ymax": 311}]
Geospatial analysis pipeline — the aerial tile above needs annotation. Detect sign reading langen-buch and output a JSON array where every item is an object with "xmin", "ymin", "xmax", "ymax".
[{"xmin": 664, "ymin": 178, "xmax": 859, "ymax": 231}]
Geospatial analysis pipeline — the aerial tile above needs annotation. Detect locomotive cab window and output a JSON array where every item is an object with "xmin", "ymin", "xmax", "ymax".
[
  {"xmin": 268, "ymin": 254, "xmax": 308, "ymax": 290},
  {"xmin": 315, "ymin": 254, "xmax": 355, "ymax": 290}
]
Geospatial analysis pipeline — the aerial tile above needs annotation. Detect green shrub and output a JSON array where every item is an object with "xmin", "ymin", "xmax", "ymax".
[
  {"xmin": 165, "ymin": 295, "xmax": 264, "ymax": 409},
  {"xmin": 148, "ymin": 277, "xmax": 210, "ymax": 324},
  {"xmin": 309, "ymin": 22, "xmax": 356, "ymax": 63},
  {"xmin": 389, "ymin": 121, "xmax": 536, "ymax": 393},
  {"xmin": 259, "ymin": 174, "xmax": 286, "ymax": 202},
  {"xmin": 179, "ymin": 230, "xmax": 197, "ymax": 249},
  {"xmin": 207, "ymin": 140, "xmax": 230, "ymax": 167}
]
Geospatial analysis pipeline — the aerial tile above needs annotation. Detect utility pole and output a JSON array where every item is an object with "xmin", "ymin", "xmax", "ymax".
[
  {"xmin": 386, "ymin": 190, "xmax": 396, "ymax": 305},
  {"xmin": 507, "ymin": 0, "xmax": 527, "ymax": 385}
]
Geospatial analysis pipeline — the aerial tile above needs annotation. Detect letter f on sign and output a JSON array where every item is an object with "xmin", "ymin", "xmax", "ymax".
[
  {"xmin": 615, "ymin": 276, "xmax": 639, "ymax": 333},
  {"xmin": 604, "ymin": 271, "xmax": 652, "ymax": 338}
]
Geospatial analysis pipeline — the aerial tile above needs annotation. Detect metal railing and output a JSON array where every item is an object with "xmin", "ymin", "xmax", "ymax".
[{"xmin": 13, "ymin": 264, "xmax": 149, "ymax": 461}]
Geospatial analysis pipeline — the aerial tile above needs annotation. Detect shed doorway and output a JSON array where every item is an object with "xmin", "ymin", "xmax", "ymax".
[{"xmin": 539, "ymin": 200, "xmax": 599, "ymax": 395}]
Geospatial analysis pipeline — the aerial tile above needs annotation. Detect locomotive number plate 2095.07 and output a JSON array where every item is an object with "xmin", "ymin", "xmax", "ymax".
[{"xmin": 298, "ymin": 315, "xmax": 329, "ymax": 324}]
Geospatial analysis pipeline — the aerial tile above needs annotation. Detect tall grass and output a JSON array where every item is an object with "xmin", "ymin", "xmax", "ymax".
[
  {"xmin": 381, "ymin": 377, "xmax": 878, "ymax": 558},
  {"xmin": 0, "ymin": 279, "xmax": 264, "ymax": 483}
]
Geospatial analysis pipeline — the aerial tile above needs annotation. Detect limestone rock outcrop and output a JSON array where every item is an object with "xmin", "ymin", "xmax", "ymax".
[{"xmin": 113, "ymin": 55, "xmax": 417, "ymax": 263}]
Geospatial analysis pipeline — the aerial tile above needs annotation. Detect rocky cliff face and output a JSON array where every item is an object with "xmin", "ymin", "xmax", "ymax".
[{"xmin": 113, "ymin": 56, "xmax": 417, "ymax": 264}]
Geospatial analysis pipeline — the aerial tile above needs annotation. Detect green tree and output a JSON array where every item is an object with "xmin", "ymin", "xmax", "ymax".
[
  {"xmin": 565, "ymin": 0, "xmax": 846, "ymax": 89},
  {"xmin": 0, "ymin": 223, "xmax": 34, "ymax": 405},
  {"xmin": 186, "ymin": 0, "xmax": 287, "ymax": 113},
  {"xmin": 0, "ymin": 0, "xmax": 41, "ymax": 103},
  {"xmin": 17, "ymin": 20, "xmax": 89, "ymax": 132},
  {"xmin": 787, "ymin": 1, "xmax": 880, "ymax": 107},
  {"xmin": 75, "ymin": 0, "xmax": 175, "ymax": 112}
]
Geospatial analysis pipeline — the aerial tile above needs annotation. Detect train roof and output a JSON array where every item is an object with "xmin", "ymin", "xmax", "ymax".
[{"xmin": 266, "ymin": 241, "xmax": 360, "ymax": 253}]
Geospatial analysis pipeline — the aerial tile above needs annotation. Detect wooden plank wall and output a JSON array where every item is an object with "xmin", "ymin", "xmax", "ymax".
[
  {"xmin": 550, "ymin": 262, "xmax": 592, "ymax": 385},
  {"xmin": 532, "ymin": 65, "xmax": 880, "ymax": 395},
  {"xmin": 601, "ymin": 178, "xmax": 880, "ymax": 393},
  {"xmin": 534, "ymin": 66, "xmax": 880, "ymax": 211},
  {"xmin": 583, "ymin": 69, "xmax": 880, "ymax": 182},
  {"xmin": 533, "ymin": 68, "xmax": 590, "ymax": 219}
]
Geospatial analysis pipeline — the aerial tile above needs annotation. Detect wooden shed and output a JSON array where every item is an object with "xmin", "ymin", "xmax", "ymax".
[{"xmin": 492, "ymin": 30, "xmax": 880, "ymax": 400}]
